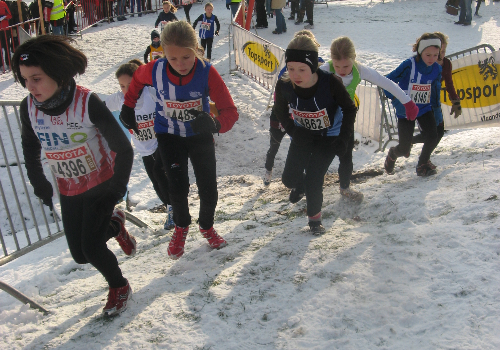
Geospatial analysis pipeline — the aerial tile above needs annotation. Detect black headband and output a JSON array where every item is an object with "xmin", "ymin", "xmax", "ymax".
[{"xmin": 285, "ymin": 49, "xmax": 318, "ymax": 73}]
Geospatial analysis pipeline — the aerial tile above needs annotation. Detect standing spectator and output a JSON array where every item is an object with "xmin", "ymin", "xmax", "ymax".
[
  {"xmin": 0, "ymin": 0, "xmax": 12, "ymax": 69},
  {"xmin": 226, "ymin": 0, "xmax": 241, "ymax": 19},
  {"xmin": 271, "ymin": 0, "xmax": 286, "ymax": 34},
  {"xmin": 288, "ymin": 0, "xmax": 299, "ymax": 20},
  {"xmin": 303, "ymin": 0, "xmax": 313, "ymax": 29},
  {"xmin": 44, "ymin": 0, "xmax": 66, "ymax": 35},
  {"xmin": 455, "ymin": 0, "xmax": 472, "ymax": 25},
  {"xmin": 474, "ymin": 0, "xmax": 482, "ymax": 17},
  {"xmin": 131, "ymin": 0, "xmax": 142, "ymax": 17},
  {"xmin": 116, "ymin": 0, "xmax": 127, "ymax": 21},
  {"xmin": 255, "ymin": 0, "xmax": 268, "ymax": 29}
]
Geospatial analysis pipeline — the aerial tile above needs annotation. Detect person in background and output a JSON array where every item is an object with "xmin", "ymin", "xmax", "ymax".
[
  {"xmin": 106, "ymin": 59, "xmax": 174, "ymax": 230},
  {"xmin": 271, "ymin": 0, "xmax": 286, "ymax": 34},
  {"xmin": 255, "ymin": 0, "xmax": 268, "ymax": 29},
  {"xmin": 0, "ymin": 0, "xmax": 12, "ymax": 69},
  {"xmin": 12, "ymin": 35, "xmax": 135, "ymax": 317},
  {"xmin": 44, "ymin": 0, "xmax": 66, "ymax": 35},
  {"xmin": 181, "ymin": 0, "xmax": 194, "ymax": 24},
  {"xmin": 320, "ymin": 36, "xmax": 418, "ymax": 202},
  {"xmin": 226, "ymin": 0, "xmax": 241, "ymax": 18},
  {"xmin": 273, "ymin": 34, "xmax": 357, "ymax": 234},
  {"xmin": 144, "ymin": 29, "xmax": 163, "ymax": 63},
  {"xmin": 131, "ymin": 0, "xmax": 142, "ymax": 17},
  {"xmin": 120, "ymin": 21, "xmax": 238, "ymax": 260},
  {"xmin": 192, "ymin": 2, "xmax": 220, "ymax": 61},
  {"xmin": 455, "ymin": 0, "xmax": 472, "ymax": 25},
  {"xmin": 155, "ymin": 1, "xmax": 178, "ymax": 29},
  {"xmin": 384, "ymin": 33, "xmax": 441, "ymax": 177}
]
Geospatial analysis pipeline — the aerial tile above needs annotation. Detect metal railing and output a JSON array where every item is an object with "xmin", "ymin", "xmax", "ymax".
[{"xmin": 0, "ymin": 100, "xmax": 63, "ymax": 267}]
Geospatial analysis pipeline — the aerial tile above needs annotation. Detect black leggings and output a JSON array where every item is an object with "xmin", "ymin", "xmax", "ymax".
[
  {"xmin": 265, "ymin": 127, "xmax": 286, "ymax": 171},
  {"xmin": 60, "ymin": 181, "xmax": 126, "ymax": 289},
  {"xmin": 201, "ymin": 37, "xmax": 214, "ymax": 60},
  {"xmin": 282, "ymin": 136, "xmax": 337, "ymax": 217},
  {"xmin": 183, "ymin": 3, "xmax": 192, "ymax": 22},
  {"xmin": 413, "ymin": 121, "xmax": 444, "ymax": 146},
  {"xmin": 393, "ymin": 110, "xmax": 438, "ymax": 165},
  {"xmin": 142, "ymin": 149, "xmax": 170, "ymax": 206},
  {"xmin": 156, "ymin": 132, "xmax": 218, "ymax": 229},
  {"xmin": 338, "ymin": 133, "xmax": 355, "ymax": 189}
]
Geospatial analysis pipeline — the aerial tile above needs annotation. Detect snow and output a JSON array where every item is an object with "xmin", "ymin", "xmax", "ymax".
[{"xmin": 1, "ymin": 0, "xmax": 500, "ymax": 349}]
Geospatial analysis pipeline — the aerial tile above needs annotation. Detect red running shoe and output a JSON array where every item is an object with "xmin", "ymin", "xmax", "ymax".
[
  {"xmin": 103, "ymin": 281, "xmax": 132, "ymax": 317},
  {"xmin": 200, "ymin": 226, "xmax": 227, "ymax": 249},
  {"xmin": 111, "ymin": 209, "xmax": 137, "ymax": 256},
  {"xmin": 168, "ymin": 225, "xmax": 189, "ymax": 259}
]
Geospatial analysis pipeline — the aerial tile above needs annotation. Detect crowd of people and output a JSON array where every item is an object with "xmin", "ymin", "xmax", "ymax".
[{"xmin": 8, "ymin": 0, "xmax": 465, "ymax": 319}]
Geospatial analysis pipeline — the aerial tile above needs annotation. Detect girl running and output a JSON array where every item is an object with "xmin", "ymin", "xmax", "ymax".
[
  {"xmin": 12, "ymin": 36, "xmax": 135, "ymax": 317},
  {"xmin": 106, "ymin": 60, "xmax": 173, "ymax": 230},
  {"xmin": 384, "ymin": 33, "xmax": 441, "ymax": 177},
  {"xmin": 273, "ymin": 34, "xmax": 357, "ymax": 234},
  {"xmin": 192, "ymin": 2, "xmax": 220, "ymax": 61},
  {"xmin": 120, "ymin": 21, "xmax": 238, "ymax": 259},
  {"xmin": 320, "ymin": 36, "xmax": 419, "ymax": 201},
  {"xmin": 155, "ymin": 1, "xmax": 178, "ymax": 29}
]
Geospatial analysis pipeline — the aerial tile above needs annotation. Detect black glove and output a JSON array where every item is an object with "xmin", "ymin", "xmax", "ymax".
[
  {"xmin": 119, "ymin": 104, "xmax": 139, "ymax": 134},
  {"xmin": 187, "ymin": 109, "xmax": 221, "ymax": 134},
  {"xmin": 332, "ymin": 137, "xmax": 348, "ymax": 157},
  {"xmin": 291, "ymin": 126, "xmax": 314, "ymax": 146},
  {"xmin": 33, "ymin": 179, "xmax": 54, "ymax": 210},
  {"xmin": 226, "ymin": 3, "xmax": 230, "ymax": 9},
  {"xmin": 215, "ymin": 30, "xmax": 219, "ymax": 36}
]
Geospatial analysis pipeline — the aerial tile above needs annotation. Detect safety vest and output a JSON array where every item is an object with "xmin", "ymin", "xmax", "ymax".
[{"xmin": 50, "ymin": 0, "xmax": 65, "ymax": 21}]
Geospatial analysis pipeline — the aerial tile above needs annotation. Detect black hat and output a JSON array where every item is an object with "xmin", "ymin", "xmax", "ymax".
[{"xmin": 151, "ymin": 30, "xmax": 160, "ymax": 41}]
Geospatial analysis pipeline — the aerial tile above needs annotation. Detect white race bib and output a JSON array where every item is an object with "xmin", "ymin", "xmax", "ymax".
[
  {"xmin": 163, "ymin": 98, "xmax": 203, "ymax": 122},
  {"xmin": 46, "ymin": 144, "xmax": 97, "ymax": 179},
  {"xmin": 409, "ymin": 83, "xmax": 431, "ymax": 104},
  {"xmin": 152, "ymin": 51, "xmax": 162, "ymax": 59},
  {"xmin": 135, "ymin": 120, "xmax": 156, "ymax": 141},
  {"xmin": 291, "ymin": 108, "xmax": 330, "ymax": 130},
  {"xmin": 201, "ymin": 21, "xmax": 211, "ymax": 31}
]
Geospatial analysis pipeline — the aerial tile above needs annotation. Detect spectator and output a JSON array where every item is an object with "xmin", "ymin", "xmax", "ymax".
[
  {"xmin": 455, "ymin": 0, "xmax": 472, "ymax": 25},
  {"xmin": 44, "ymin": 0, "xmax": 66, "ymax": 35},
  {"xmin": 255, "ymin": 0, "xmax": 268, "ymax": 29},
  {"xmin": 131, "ymin": 0, "xmax": 142, "ymax": 17},
  {"xmin": 0, "ymin": 0, "xmax": 12, "ymax": 67},
  {"xmin": 271, "ymin": 0, "xmax": 286, "ymax": 34},
  {"xmin": 226, "ymin": 0, "xmax": 241, "ymax": 19}
]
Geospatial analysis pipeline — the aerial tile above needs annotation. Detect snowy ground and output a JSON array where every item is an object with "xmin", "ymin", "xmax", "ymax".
[{"xmin": 1, "ymin": 0, "xmax": 500, "ymax": 349}]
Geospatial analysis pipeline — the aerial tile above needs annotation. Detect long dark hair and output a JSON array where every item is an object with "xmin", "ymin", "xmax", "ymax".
[{"xmin": 12, "ymin": 35, "xmax": 87, "ymax": 88}]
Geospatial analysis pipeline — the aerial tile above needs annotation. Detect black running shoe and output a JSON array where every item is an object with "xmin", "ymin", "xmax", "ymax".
[
  {"xmin": 289, "ymin": 188, "xmax": 305, "ymax": 203},
  {"xmin": 416, "ymin": 162, "xmax": 437, "ymax": 177},
  {"xmin": 309, "ymin": 221, "xmax": 326, "ymax": 235}
]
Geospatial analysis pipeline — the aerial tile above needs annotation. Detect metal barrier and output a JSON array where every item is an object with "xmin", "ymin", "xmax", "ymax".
[
  {"xmin": 1, "ymin": 18, "xmax": 41, "ymax": 73},
  {"xmin": 0, "ymin": 100, "xmax": 64, "ymax": 267},
  {"xmin": 377, "ymin": 44, "xmax": 497, "ymax": 152}
]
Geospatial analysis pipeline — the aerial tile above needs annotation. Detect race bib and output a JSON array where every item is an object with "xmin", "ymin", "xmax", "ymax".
[
  {"xmin": 201, "ymin": 21, "xmax": 211, "ymax": 31},
  {"xmin": 291, "ymin": 108, "xmax": 330, "ymax": 130},
  {"xmin": 135, "ymin": 120, "xmax": 156, "ymax": 141},
  {"xmin": 46, "ymin": 144, "xmax": 97, "ymax": 179},
  {"xmin": 152, "ymin": 51, "xmax": 162, "ymax": 59},
  {"xmin": 163, "ymin": 98, "xmax": 203, "ymax": 122},
  {"xmin": 182, "ymin": 0, "xmax": 192, "ymax": 4},
  {"xmin": 409, "ymin": 83, "xmax": 431, "ymax": 104}
]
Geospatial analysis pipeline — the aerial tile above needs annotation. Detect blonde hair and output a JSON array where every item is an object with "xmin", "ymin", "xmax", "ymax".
[
  {"xmin": 412, "ymin": 32, "xmax": 441, "ymax": 59},
  {"xmin": 330, "ymin": 36, "xmax": 356, "ymax": 62},
  {"xmin": 294, "ymin": 29, "xmax": 320, "ymax": 47},
  {"xmin": 433, "ymin": 31, "xmax": 449, "ymax": 47},
  {"xmin": 161, "ymin": 21, "xmax": 206, "ymax": 66},
  {"xmin": 281, "ymin": 35, "xmax": 319, "ymax": 82},
  {"xmin": 162, "ymin": 1, "xmax": 177, "ymax": 13},
  {"xmin": 205, "ymin": 2, "xmax": 214, "ymax": 9}
]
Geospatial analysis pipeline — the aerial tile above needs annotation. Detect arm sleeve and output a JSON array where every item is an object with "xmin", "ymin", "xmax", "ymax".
[
  {"xmin": 207, "ymin": 66, "xmax": 238, "ymax": 133},
  {"xmin": 274, "ymin": 80, "xmax": 295, "ymax": 135},
  {"xmin": 155, "ymin": 13, "xmax": 162, "ymax": 27},
  {"xmin": 20, "ymin": 98, "xmax": 52, "ymax": 191},
  {"xmin": 384, "ymin": 59, "xmax": 412, "ymax": 100},
  {"xmin": 123, "ymin": 61, "xmax": 155, "ymax": 108},
  {"xmin": 442, "ymin": 58, "xmax": 459, "ymax": 101},
  {"xmin": 358, "ymin": 63, "xmax": 411, "ymax": 104},
  {"xmin": 215, "ymin": 16, "xmax": 220, "ymax": 31},
  {"xmin": 88, "ymin": 93, "xmax": 133, "ymax": 197},
  {"xmin": 329, "ymin": 75, "xmax": 357, "ymax": 139},
  {"xmin": 192, "ymin": 14, "xmax": 203, "ymax": 28},
  {"xmin": 144, "ymin": 46, "xmax": 151, "ymax": 63}
]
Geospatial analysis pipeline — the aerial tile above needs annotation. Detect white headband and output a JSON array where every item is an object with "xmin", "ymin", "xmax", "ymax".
[{"xmin": 418, "ymin": 38, "xmax": 441, "ymax": 54}]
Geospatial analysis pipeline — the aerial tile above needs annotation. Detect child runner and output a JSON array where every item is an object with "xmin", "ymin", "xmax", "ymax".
[
  {"xmin": 106, "ymin": 60, "xmax": 174, "ymax": 230},
  {"xmin": 320, "ymin": 36, "xmax": 419, "ymax": 201},
  {"xmin": 412, "ymin": 31, "xmax": 461, "ymax": 146},
  {"xmin": 12, "ymin": 36, "xmax": 135, "ymax": 317},
  {"xmin": 120, "ymin": 21, "xmax": 238, "ymax": 259},
  {"xmin": 155, "ymin": 1, "xmax": 178, "ymax": 30},
  {"xmin": 144, "ymin": 30, "xmax": 163, "ymax": 63},
  {"xmin": 192, "ymin": 3, "xmax": 220, "ymax": 62},
  {"xmin": 274, "ymin": 34, "xmax": 357, "ymax": 234},
  {"xmin": 181, "ymin": 0, "xmax": 194, "ymax": 24},
  {"xmin": 263, "ymin": 30, "xmax": 324, "ymax": 187},
  {"xmin": 384, "ymin": 33, "xmax": 441, "ymax": 177}
]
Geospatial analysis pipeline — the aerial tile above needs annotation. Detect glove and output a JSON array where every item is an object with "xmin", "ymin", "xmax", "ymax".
[
  {"xmin": 403, "ymin": 100, "xmax": 419, "ymax": 121},
  {"xmin": 291, "ymin": 126, "xmax": 314, "ymax": 146},
  {"xmin": 43, "ymin": 7, "xmax": 51, "ymax": 22},
  {"xmin": 226, "ymin": 3, "xmax": 230, "ymax": 9},
  {"xmin": 332, "ymin": 137, "xmax": 348, "ymax": 157},
  {"xmin": 215, "ymin": 30, "xmax": 219, "ymax": 36},
  {"xmin": 119, "ymin": 104, "xmax": 139, "ymax": 134},
  {"xmin": 188, "ymin": 109, "xmax": 221, "ymax": 134},
  {"xmin": 33, "ymin": 179, "xmax": 54, "ymax": 210},
  {"xmin": 450, "ymin": 99, "xmax": 462, "ymax": 119}
]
